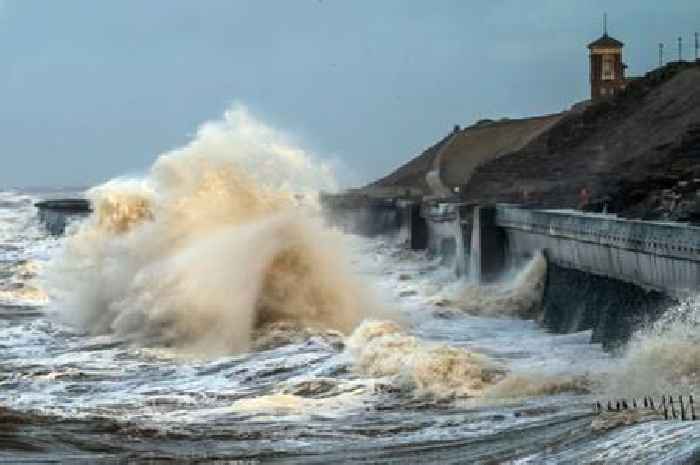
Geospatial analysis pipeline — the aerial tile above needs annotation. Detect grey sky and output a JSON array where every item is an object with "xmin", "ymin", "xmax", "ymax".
[{"xmin": 0, "ymin": 0, "xmax": 698, "ymax": 189}]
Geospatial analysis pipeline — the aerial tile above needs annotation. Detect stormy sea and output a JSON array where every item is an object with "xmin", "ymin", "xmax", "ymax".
[{"xmin": 1, "ymin": 108, "xmax": 698, "ymax": 464}]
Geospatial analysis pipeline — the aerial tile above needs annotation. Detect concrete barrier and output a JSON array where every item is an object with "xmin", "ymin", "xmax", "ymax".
[
  {"xmin": 313, "ymin": 195, "xmax": 698, "ymax": 347},
  {"xmin": 460, "ymin": 204, "xmax": 700, "ymax": 348},
  {"xmin": 322, "ymin": 196, "xmax": 700, "ymax": 297},
  {"xmin": 493, "ymin": 205, "xmax": 700, "ymax": 296}
]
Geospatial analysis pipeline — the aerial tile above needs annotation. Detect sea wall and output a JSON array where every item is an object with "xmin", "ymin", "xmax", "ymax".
[
  {"xmin": 320, "ymin": 194, "xmax": 403, "ymax": 237},
  {"xmin": 541, "ymin": 262, "xmax": 674, "ymax": 350},
  {"xmin": 427, "ymin": 203, "xmax": 690, "ymax": 348},
  {"xmin": 318, "ymin": 196, "xmax": 696, "ymax": 348},
  {"xmin": 494, "ymin": 205, "xmax": 700, "ymax": 295},
  {"xmin": 483, "ymin": 205, "xmax": 700, "ymax": 347}
]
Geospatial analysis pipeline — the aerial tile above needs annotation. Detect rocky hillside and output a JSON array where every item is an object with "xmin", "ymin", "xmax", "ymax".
[
  {"xmin": 366, "ymin": 61, "xmax": 700, "ymax": 221},
  {"xmin": 461, "ymin": 62, "xmax": 700, "ymax": 221},
  {"xmin": 366, "ymin": 114, "xmax": 564, "ymax": 197},
  {"xmin": 439, "ymin": 114, "xmax": 564, "ymax": 188},
  {"xmin": 365, "ymin": 131, "xmax": 455, "ymax": 197}
]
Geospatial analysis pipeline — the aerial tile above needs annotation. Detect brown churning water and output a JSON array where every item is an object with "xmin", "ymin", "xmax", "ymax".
[{"xmin": 46, "ymin": 105, "xmax": 377, "ymax": 356}]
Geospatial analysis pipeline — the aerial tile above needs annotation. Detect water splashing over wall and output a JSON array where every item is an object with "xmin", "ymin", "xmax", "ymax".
[
  {"xmin": 604, "ymin": 298, "xmax": 700, "ymax": 396},
  {"xmin": 447, "ymin": 252, "xmax": 547, "ymax": 318}
]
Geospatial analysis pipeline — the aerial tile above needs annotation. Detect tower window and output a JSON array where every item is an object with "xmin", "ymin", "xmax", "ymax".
[{"xmin": 602, "ymin": 55, "xmax": 615, "ymax": 80}]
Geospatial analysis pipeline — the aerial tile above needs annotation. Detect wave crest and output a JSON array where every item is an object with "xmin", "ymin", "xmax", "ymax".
[
  {"xmin": 47, "ymin": 106, "xmax": 375, "ymax": 355},
  {"xmin": 347, "ymin": 320, "xmax": 505, "ymax": 399}
]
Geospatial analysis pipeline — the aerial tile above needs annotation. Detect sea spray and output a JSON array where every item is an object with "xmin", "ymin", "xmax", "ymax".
[
  {"xmin": 345, "ymin": 320, "xmax": 593, "ymax": 400},
  {"xmin": 486, "ymin": 374, "xmax": 592, "ymax": 398},
  {"xmin": 443, "ymin": 252, "xmax": 546, "ymax": 318},
  {"xmin": 0, "ymin": 259, "xmax": 48, "ymax": 306},
  {"xmin": 603, "ymin": 298, "xmax": 700, "ymax": 396},
  {"xmin": 45, "ymin": 105, "xmax": 378, "ymax": 355}
]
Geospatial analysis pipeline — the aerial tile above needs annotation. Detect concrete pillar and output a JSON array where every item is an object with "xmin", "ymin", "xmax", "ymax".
[
  {"xmin": 403, "ymin": 202, "xmax": 427, "ymax": 250},
  {"xmin": 454, "ymin": 204, "xmax": 470, "ymax": 277},
  {"xmin": 470, "ymin": 207, "xmax": 483, "ymax": 282},
  {"xmin": 470, "ymin": 205, "xmax": 507, "ymax": 282}
]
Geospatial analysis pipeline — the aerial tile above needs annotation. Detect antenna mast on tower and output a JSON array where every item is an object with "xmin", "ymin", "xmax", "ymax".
[
  {"xmin": 659, "ymin": 43, "xmax": 664, "ymax": 67},
  {"xmin": 603, "ymin": 13, "xmax": 608, "ymax": 35}
]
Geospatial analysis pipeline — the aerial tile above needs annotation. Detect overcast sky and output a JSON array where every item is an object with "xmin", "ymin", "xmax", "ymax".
[{"xmin": 0, "ymin": 0, "xmax": 698, "ymax": 189}]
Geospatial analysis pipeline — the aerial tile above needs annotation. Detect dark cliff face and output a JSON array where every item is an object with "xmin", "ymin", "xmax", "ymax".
[{"xmin": 461, "ymin": 63, "xmax": 700, "ymax": 220}]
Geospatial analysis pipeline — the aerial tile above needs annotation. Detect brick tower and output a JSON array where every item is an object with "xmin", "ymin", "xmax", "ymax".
[{"xmin": 588, "ymin": 17, "xmax": 627, "ymax": 100}]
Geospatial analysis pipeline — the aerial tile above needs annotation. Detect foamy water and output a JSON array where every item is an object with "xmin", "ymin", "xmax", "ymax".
[
  {"xmin": 44, "ymin": 106, "xmax": 374, "ymax": 356},
  {"xmin": 0, "ymin": 109, "xmax": 698, "ymax": 464}
]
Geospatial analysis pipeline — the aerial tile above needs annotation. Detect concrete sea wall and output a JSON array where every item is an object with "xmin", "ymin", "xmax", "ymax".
[
  {"xmin": 320, "ymin": 195, "xmax": 403, "ymax": 237},
  {"xmin": 301, "ymin": 195, "xmax": 700, "ymax": 347},
  {"xmin": 541, "ymin": 263, "xmax": 674, "ymax": 350},
  {"xmin": 475, "ymin": 204, "xmax": 699, "ymax": 347},
  {"xmin": 495, "ymin": 206, "xmax": 700, "ymax": 295}
]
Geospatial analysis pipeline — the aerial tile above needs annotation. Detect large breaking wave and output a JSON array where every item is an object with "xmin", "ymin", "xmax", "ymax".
[{"xmin": 46, "ymin": 105, "xmax": 377, "ymax": 355}]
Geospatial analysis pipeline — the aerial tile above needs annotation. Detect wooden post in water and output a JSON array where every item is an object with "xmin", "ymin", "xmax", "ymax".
[
  {"xmin": 670, "ymin": 396, "xmax": 677, "ymax": 419},
  {"xmin": 691, "ymin": 395, "xmax": 696, "ymax": 421}
]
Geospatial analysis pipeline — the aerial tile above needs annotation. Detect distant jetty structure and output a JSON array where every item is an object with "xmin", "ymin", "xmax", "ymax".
[{"xmin": 35, "ymin": 199, "xmax": 91, "ymax": 235}]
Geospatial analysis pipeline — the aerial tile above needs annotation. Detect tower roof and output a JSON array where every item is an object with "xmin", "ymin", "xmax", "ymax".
[{"xmin": 588, "ymin": 34, "xmax": 624, "ymax": 49}]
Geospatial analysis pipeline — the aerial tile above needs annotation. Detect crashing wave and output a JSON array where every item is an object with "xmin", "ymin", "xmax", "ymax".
[
  {"xmin": 346, "ymin": 320, "xmax": 506, "ymax": 399},
  {"xmin": 46, "ymin": 105, "xmax": 378, "ymax": 355},
  {"xmin": 444, "ymin": 253, "xmax": 546, "ymax": 319}
]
